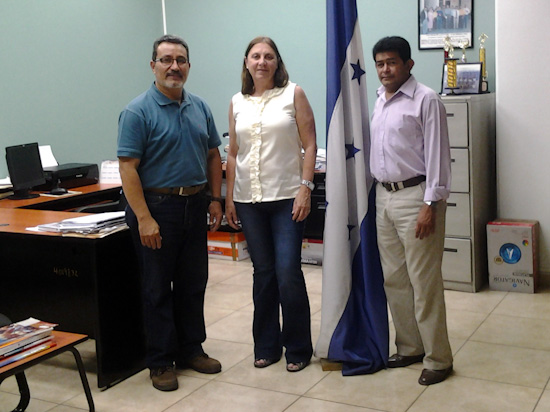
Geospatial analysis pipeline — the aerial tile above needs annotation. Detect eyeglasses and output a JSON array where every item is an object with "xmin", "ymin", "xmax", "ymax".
[{"xmin": 154, "ymin": 56, "xmax": 188, "ymax": 66}]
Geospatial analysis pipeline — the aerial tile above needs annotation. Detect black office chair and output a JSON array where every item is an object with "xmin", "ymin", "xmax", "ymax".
[
  {"xmin": 0, "ymin": 314, "xmax": 31, "ymax": 412},
  {"xmin": 74, "ymin": 191, "xmax": 127, "ymax": 213}
]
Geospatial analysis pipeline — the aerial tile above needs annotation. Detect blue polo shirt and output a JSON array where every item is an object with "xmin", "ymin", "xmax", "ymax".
[{"xmin": 117, "ymin": 83, "xmax": 221, "ymax": 188}]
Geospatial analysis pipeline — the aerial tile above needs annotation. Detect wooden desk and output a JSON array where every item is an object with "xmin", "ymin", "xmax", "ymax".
[
  {"xmin": 0, "ymin": 208, "xmax": 88, "ymax": 234},
  {"xmin": 0, "ymin": 185, "xmax": 145, "ymax": 389},
  {"xmin": 0, "ymin": 183, "xmax": 121, "ymax": 211},
  {"xmin": 0, "ymin": 331, "xmax": 95, "ymax": 412}
]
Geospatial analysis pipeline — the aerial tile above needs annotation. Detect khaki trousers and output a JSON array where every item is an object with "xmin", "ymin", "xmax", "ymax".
[{"xmin": 375, "ymin": 182, "xmax": 453, "ymax": 370}]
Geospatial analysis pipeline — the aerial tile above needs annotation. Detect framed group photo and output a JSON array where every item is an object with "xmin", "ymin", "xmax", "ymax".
[
  {"xmin": 418, "ymin": 0, "xmax": 473, "ymax": 50},
  {"xmin": 441, "ymin": 62, "xmax": 482, "ymax": 94}
]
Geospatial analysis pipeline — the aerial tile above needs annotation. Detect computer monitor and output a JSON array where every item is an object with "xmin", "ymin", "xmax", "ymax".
[{"xmin": 5, "ymin": 142, "xmax": 46, "ymax": 200}]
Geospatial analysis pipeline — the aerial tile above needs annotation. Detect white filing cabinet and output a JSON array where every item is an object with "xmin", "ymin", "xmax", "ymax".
[{"xmin": 441, "ymin": 94, "xmax": 496, "ymax": 292}]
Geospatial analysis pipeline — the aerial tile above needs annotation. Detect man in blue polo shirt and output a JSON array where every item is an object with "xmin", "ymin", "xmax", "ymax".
[{"xmin": 117, "ymin": 34, "xmax": 223, "ymax": 392}]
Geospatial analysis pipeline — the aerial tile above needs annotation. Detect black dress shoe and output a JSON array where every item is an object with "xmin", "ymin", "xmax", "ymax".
[
  {"xmin": 418, "ymin": 366, "xmax": 453, "ymax": 385},
  {"xmin": 387, "ymin": 353, "xmax": 425, "ymax": 368}
]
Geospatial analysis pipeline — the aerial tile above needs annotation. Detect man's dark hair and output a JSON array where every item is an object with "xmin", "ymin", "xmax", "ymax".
[
  {"xmin": 372, "ymin": 36, "xmax": 411, "ymax": 63},
  {"xmin": 152, "ymin": 34, "xmax": 189, "ymax": 62}
]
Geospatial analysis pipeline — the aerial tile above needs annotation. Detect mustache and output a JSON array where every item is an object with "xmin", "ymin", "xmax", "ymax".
[{"xmin": 167, "ymin": 71, "xmax": 182, "ymax": 78}]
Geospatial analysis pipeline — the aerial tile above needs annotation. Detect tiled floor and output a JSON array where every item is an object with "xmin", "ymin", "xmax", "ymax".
[{"xmin": 2, "ymin": 258, "xmax": 550, "ymax": 412}]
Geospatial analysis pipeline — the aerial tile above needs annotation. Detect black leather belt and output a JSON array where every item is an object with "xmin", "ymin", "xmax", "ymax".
[
  {"xmin": 379, "ymin": 175, "xmax": 426, "ymax": 192},
  {"xmin": 145, "ymin": 184, "xmax": 205, "ymax": 196}
]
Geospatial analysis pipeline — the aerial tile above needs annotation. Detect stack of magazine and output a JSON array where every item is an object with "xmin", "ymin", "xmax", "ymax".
[
  {"xmin": 36, "ymin": 211, "xmax": 127, "ymax": 235},
  {"xmin": 0, "ymin": 318, "xmax": 57, "ymax": 368}
]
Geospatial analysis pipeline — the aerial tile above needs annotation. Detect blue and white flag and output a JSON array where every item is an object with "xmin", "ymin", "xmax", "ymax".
[{"xmin": 314, "ymin": 0, "xmax": 388, "ymax": 375}]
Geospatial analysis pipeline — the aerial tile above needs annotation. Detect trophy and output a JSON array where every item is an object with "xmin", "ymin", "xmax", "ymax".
[
  {"xmin": 444, "ymin": 35, "xmax": 458, "ymax": 94},
  {"xmin": 460, "ymin": 40, "xmax": 469, "ymax": 63},
  {"xmin": 443, "ymin": 35, "xmax": 453, "ymax": 61},
  {"xmin": 446, "ymin": 57, "xmax": 458, "ymax": 94},
  {"xmin": 479, "ymin": 33, "xmax": 489, "ymax": 92}
]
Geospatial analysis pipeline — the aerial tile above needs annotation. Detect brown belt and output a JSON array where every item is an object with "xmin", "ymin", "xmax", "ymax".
[
  {"xmin": 145, "ymin": 184, "xmax": 205, "ymax": 196},
  {"xmin": 379, "ymin": 175, "xmax": 426, "ymax": 192}
]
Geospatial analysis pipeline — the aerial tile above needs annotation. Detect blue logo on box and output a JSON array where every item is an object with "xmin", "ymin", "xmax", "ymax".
[{"xmin": 499, "ymin": 243, "xmax": 521, "ymax": 264}]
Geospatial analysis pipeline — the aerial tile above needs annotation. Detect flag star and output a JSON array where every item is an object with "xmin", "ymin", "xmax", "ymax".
[
  {"xmin": 345, "ymin": 144, "xmax": 360, "ymax": 159},
  {"xmin": 351, "ymin": 59, "xmax": 365, "ymax": 84}
]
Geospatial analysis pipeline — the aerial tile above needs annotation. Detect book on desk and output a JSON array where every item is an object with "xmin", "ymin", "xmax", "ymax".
[
  {"xmin": 0, "ymin": 318, "xmax": 57, "ymax": 367},
  {"xmin": 34, "ymin": 211, "xmax": 127, "ymax": 235}
]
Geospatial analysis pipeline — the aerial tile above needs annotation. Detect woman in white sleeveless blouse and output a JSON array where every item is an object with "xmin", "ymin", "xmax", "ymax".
[{"xmin": 225, "ymin": 37, "xmax": 317, "ymax": 372}]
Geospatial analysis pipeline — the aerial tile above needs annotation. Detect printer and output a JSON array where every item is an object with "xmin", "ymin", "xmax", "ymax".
[{"xmin": 34, "ymin": 163, "xmax": 99, "ymax": 190}]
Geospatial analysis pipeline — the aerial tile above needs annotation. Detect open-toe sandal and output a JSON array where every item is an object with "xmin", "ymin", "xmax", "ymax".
[
  {"xmin": 254, "ymin": 358, "xmax": 279, "ymax": 368},
  {"xmin": 286, "ymin": 361, "xmax": 309, "ymax": 372}
]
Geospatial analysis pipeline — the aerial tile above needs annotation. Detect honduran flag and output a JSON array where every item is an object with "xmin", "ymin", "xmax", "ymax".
[{"xmin": 314, "ymin": 0, "xmax": 388, "ymax": 375}]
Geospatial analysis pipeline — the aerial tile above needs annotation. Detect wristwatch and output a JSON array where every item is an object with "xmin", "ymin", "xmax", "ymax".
[
  {"xmin": 301, "ymin": 179, "xmax": 315, "ymax": 191},
  {"xmin": 425, "ymin": 200, "xmax": 438, "ymax": 207}
]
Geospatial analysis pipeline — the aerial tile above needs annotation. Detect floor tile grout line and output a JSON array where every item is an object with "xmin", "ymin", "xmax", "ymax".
[
  {"xmin": 291, "ymin": 393, "xmax": 390, "ymax": 412},
  {"xmin": 404, "ymin": 384, "xmax": 428, "ymax": 412},
  {"xmin": 446, "ymin": 373, "xmax": 548, "ymax": 391},
  {"xmin": 467, "ymin": 337, "xmax": 550, "ymax": 353},
  {"xmin": 530, "ymin": 377, "xmax": 550, "ymax": 412},
  {"xmin": 300, "ymin": 371, "xmax": 397, "ymax": 412},
  {"xmin": 159, "ymin": 376, "xmax": 211, "ymax": 412},
  {"xmin": 207, "ymin": 354, "xmax": 334, "ymax": 398},
  {"xmin": 453, "ymin": 290, "xmax": 509, "ymax": 343}
]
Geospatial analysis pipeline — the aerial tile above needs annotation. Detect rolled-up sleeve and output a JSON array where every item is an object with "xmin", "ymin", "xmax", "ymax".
[{"xmin": 422, "ymin": 96, "xmax": 451, "ymax": 202}]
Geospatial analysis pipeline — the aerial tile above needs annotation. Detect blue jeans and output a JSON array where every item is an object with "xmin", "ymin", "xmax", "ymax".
[
  {"xmin": 235, "ymin": 199, "xmax": 313, "ymax": 363},
  {"xmin": 126, "ymin": 192, "xmax": 208, "ymax": 368}
]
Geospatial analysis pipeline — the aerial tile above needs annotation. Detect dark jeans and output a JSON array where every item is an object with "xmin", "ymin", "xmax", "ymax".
[
  {"xmin": 235, "ymin": 199, "xmax": 313, "ymax": 363},
  {"xmin": 126, "ymin": 192, "xmax": 208, "ymax": 368}
]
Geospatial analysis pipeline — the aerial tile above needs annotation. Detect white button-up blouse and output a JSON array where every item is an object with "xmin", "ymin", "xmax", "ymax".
[{"xmin": 231, "ymin": 81, "xmax": 303, "ymax": 203}]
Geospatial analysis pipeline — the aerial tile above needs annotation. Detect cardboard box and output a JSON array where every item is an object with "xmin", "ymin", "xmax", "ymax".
[
  {"xmin": 301, "ymin": 238, "xmax": 323, "ymax": 266},
  {"xmin": 487, "ymin": 219, "xmax": 539, "ymax": 293},
  {"xmin": 207, "ymin": 231, "xmax": 249, "ymax": 261}
]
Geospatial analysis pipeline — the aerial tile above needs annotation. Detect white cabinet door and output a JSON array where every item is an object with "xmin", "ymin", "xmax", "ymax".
[
  {"xmin": 445, "ymin": 193, "xmax": 471, "ymax": 237},
  {"xmin": 445, "ymin": 103, "xmax": 468, "ymax": 147},
  {"xmin": 442, "ymin": 238, "xmax": 472, "ymax": 283},
  {"xmin": 450, "ymin": 148, "xmax": 469, "ymax": 193}
]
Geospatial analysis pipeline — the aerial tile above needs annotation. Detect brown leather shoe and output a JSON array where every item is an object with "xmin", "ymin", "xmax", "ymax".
[
  {"xmin": 150, "ymin": 366, "xmax": 178, "ymax": 391},
  {"xmin": 387, "ymin": 353, "xmax": 425, "ymax": 368},
  {"xmin": 185, "ymin": 353, "xmax": 222, "ymax": 374},
  {"xmin": 418, "ymin": 366, "xmax": 453, "ymax": 385}
]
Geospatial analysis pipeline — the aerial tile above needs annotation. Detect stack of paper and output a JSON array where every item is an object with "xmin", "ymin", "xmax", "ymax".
[
  {"xmin": 36, "ymin": 211, "xmax": 127, "ymax": 234},
  {"xmin": 315, "ymin": 148, "xmax": 327, "ymax": 171},
  {"xmin": 0, "ymin": 318, "xmax": 58, "ymax": 367}
]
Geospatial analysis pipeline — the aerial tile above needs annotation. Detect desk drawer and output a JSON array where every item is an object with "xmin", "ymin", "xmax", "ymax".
[
  {"xmin": 312, "ymin": 173, "xmax": 326, "ymax": 196},
  {"xmin": 450, "ymin": 148, "xmax": 469, "ymax": 193},
  {"xmin": 445, "ymin": 103, "xmax": 469, "ymax": 147},
  {"xmin": 442, "ymin": 238, "xmax": 472, "ymax": 283},
  {"xmin": 445, "ymin": 193, "xmax": 471, "ymax": 236}
]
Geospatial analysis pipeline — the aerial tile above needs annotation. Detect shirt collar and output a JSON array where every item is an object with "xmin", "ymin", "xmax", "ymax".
[
  {"xmin": 376, "ymin": 74, "xmax": 418, "ymax": 100},
  {"xmin": 149, "ymin": 82, "xmax": 186, "ymax": 106}
]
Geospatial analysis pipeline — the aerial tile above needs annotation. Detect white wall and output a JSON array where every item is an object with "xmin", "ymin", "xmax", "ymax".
[{"xmin": 496, "ymin": 0, "xmax": 550, "ymax": 273}]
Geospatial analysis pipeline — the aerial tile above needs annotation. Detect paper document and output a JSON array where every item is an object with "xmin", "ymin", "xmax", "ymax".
[
  {"xmin": 35, "ymin": 211, "xmax": 127, "ymax": 234},
  {"xmin": 38, "ymin": 145, "xmax": 58, "ymax": 168},
  {"xmin": 100, "ymin": 160, "xmax": 122, "ymax": 184},
  {"xmin": 0, "ymin": 177, "xmax": 12, "ymax": 189},
  {"xmin": 60, "ymin": 211, "xmax": 125, "ymax": 225}
]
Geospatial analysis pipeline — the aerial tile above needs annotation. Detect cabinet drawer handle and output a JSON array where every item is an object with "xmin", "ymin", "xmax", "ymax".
[
  {"xmin": 451, "ymin": 158, "xmax": 456, "ymax": 163},
  {"xmin": 447, "ymin": 113, "xmax": 455, "ymax": 118},
  {"xmin": 447, "ymin": 202, "xmax": 457, "ymax": 207},
  {"xmin": 444, "ymin": 248, "xmax": 458, "ymax": 253}
]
